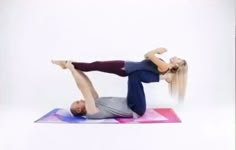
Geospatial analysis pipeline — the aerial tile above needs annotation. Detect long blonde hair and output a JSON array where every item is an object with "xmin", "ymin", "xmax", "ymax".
[{"xmin": 168, "ymin": 60, "xmax": 188, "ymax": 101}]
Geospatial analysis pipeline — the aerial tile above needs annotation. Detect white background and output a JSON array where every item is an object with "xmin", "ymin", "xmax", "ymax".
[{"xmin": 0, "ymin": 0, "xmax": 235, "ymax": 150}]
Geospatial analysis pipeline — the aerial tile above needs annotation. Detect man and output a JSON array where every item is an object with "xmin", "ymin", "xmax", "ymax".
[
  {"xmin": 53, "ymin": 61, "xmax": 136, "ymax": 119},
  {"xmin": 51, "ymin": 48, "xmax": 188, "ymax": 117}
]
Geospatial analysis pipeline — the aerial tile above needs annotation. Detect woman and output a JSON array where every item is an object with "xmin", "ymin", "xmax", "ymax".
[{"xmin": 52, "ymin": 48, "xmax": 188, "ymax": 116}]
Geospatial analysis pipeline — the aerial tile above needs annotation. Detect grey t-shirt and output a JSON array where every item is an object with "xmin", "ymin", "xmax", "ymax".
[{"xmin": 86, "ymin": 97, "xmax": 134, "ymax": 119}]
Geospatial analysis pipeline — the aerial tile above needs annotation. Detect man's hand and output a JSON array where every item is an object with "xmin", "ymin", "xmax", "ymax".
[{"xmin": 65, "ymin": 61, "xmax": 75, "ymax": 70}]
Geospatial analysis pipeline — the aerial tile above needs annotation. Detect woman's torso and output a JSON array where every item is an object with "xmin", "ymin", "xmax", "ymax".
[{"xmin": 124, "ymin": 59, "xmax": 169, "ymax": 75}]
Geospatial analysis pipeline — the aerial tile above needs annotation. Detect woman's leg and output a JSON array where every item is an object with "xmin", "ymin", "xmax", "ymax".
[
  {"xmin": 52, "ymin": 60, "xmax": 127, "ymax": 77},
  {"xmin": 72, "ymin": 60, "xmax": 127, "ymax": 77}
]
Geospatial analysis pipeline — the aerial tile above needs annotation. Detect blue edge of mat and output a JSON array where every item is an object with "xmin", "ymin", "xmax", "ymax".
[{"xmin": 34, "ymin": 108, "xmax": 88, "ymax": 123}]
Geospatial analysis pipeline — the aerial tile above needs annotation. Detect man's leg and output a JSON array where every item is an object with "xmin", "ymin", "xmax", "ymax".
[
  {"xmin": 127, "ymin": 72, "xmax": 146, "ymax": 116},
  {"xmin": 126, "ymin": 71, "xmax": 160, "ymax": 116}
]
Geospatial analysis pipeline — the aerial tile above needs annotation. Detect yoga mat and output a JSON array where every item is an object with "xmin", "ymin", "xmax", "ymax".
[{"xmin": 35, "ymin": 108, "xmax": 181, "ymax": 124}]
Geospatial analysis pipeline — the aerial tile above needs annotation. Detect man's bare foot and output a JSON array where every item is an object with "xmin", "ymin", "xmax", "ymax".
[
  {"xmin": 51, "ymin": 60, "xmax": 67, "ymax": 69},
  {"xmin": 65, "ymin": 61, "xmax": 75, "ymax": 70}
]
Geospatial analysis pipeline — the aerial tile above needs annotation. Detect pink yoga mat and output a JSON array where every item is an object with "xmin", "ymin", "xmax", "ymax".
[{"xmin": 35, "ymin": 108, "xmax": 181, "ymax": 124}]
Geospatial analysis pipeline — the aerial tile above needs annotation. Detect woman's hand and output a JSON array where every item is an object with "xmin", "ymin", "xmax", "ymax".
[
  {"xmin": 144, "ymin": 48, "xmax": 169, "ymax": 72},
  {"xmin": 144, "ymin": 47, "xmax": 167, "ymax": 59},
  {"xmin": 153, "ymin": 47, "xmax": 167, "ymax": 54}
]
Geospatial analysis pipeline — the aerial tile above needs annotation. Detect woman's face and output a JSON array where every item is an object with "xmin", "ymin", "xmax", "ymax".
[{"xmin": 70, "ymin": 100, "xmax": 86, "ymax": 114}]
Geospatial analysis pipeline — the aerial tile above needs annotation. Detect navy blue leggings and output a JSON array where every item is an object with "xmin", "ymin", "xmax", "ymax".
[
  {"xmin": 72, "ymin": 61, "xmax": 159, "ymax": 116},
  {"xmin": 127, "ymin": 71, "xmax": 159, "ymax": 116}
]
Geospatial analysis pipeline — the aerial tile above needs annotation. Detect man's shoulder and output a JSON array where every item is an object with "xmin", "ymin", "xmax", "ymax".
[{"xmin": 97, "ymin": 97, "xmax": 126, "ymax": 101}]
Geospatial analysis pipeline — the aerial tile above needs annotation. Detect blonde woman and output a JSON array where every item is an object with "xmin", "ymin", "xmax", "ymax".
[{"xmin": 52, "ymin": 48, "xmax": 188, "ymax": 116}]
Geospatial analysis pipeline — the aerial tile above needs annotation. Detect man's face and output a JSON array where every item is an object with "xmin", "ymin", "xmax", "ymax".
[{"xmin": 70, "ymin": 100, "xmax": 86, "ymax": 115}]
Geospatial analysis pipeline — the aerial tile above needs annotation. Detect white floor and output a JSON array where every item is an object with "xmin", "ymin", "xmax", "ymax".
[{"xmin": 0, "ymin": 102, "xmax": 234, "ymax": 150}]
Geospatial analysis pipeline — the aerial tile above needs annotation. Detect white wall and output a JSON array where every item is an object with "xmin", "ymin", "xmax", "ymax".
[{"xmin": 0, "ymin": 0, "xmax": 234, "ymax": 109}]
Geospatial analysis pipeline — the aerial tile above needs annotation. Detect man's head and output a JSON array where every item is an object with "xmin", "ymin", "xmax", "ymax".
[{"xmin": 70, "ymin": 100, "xmax": 86, "ymax": 116}]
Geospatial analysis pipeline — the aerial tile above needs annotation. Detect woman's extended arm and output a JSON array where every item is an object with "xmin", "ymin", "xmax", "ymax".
[{"xmin": 144, "ymin": 48, "xmax": 169, "ymax": 72}]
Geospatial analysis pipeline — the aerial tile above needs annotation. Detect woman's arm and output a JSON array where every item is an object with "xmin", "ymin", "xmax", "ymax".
[{"xmin": 144, "ymin": 48, "xmax": 169, "ymax": 72}]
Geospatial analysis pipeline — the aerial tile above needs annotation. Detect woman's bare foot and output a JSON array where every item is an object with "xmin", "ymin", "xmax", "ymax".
[
  {"xmin": 51, "ymin": 60, "xmax": 67, "ymax": 69},
  {"xmin": 65, "ymin": 61, "xmax": 75, "ymax": 70}
]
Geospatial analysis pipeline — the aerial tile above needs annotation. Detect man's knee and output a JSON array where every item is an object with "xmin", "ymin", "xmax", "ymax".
[{"xmin": 128, "ymin": 72, "xmax": 141, "ymax": 81}]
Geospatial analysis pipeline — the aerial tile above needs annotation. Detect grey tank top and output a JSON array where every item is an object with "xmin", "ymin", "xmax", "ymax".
[{"xmin": 86, "ymin": 97, "xmax": 134, "ymax": 119}]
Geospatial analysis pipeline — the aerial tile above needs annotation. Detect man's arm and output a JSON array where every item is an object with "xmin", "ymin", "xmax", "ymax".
[
  {"xmin": 67, "ymin": 62, "xmax": 99, "ymax": 114},
  {"xmin": 75, "ymin": 70, "xmax": 99, "ymax": 100}
]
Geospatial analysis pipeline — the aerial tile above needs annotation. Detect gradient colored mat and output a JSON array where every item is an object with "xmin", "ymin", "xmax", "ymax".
[{"xmin": 35, "ymin": 108, "xmax": 181, "ymax": 124}]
